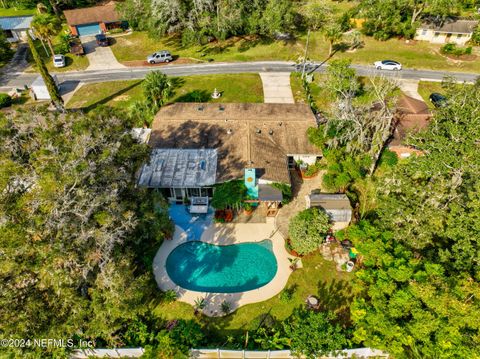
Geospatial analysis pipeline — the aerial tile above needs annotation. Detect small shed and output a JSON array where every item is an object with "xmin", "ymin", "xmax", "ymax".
[
  {"xmin": 30, "ymin": 75, "xmax": 59, "ymax": 101},
  {"xmin": 306, "ymin": 193, "xmax": 352, "ymax": 230}
]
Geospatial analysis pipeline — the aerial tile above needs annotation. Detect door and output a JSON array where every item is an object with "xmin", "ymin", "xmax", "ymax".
[{"xmin": 77, "ymin": 23, "xmax": 101, "ymax": 36}]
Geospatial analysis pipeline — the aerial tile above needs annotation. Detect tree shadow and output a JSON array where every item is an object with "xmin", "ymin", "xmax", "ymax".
[
  {"xmin": 78, "ymin": 81, "xmax": 142, "ymax": 112},
  {"xmin": 238, "ymin": 36, "xmax": 274, "ymax": 53},
  {"xmin": 174, "ymin": 89, "xmax": 212, "ymax": 103},
  {"xmin": 316, "ymin": 278, "xmax": 354, "ymax": 326}
]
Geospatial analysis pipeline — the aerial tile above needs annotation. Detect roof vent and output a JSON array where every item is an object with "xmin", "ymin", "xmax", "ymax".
[
  {"xmin": 269, "ymin": 129, "xmax": 274, "ymax": 135},
  {"xmin": 279, "ymin": 122, "xmax": 283, "ymax": 126},
  {"xmin": 256, "ymin": 129, "xmax": 261, "ymax": 134},
  {"xmin": 219, "ymin": 105, "xmax": 225, "ymax": 111},
  {"xmin": 227, "ymin": 129, "xmax": 233, "ymax": 134},
  {"xmin": 197, "ymin": 106, "xmax": 204, "ymax": 111}
]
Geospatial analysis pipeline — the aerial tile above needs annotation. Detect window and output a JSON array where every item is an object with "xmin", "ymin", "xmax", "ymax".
[
  {"xmin": 421, "ymin": 29, "xmax": 427, "ymax": 36},
  {"xmin": 434, "ymin": 32, "xmax": 440, "ymax": 37},
  {"xmin": 3, "ymin": 29, "xmax": 13, "ymax": 38},
  {"xmin": 457, "ymin": 34, "xmax": 462, "ymax": 39}
]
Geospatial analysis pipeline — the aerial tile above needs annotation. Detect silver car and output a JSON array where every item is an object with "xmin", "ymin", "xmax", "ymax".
[
  {"xmin": 53, "ymin": 54, "xmax": 65, "ymax": 68},
  {"xmin": 147, "ymin": 50, "xmax": 173, "ymax": 64},
  {"xmin": 374, "ymin": 60, "xmax": 402, "ymax": 71}
]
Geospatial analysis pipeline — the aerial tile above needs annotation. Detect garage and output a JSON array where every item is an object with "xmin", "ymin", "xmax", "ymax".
[{"xmin": 76, "ymin": 23, "xmax": 101, "ymax": 36}]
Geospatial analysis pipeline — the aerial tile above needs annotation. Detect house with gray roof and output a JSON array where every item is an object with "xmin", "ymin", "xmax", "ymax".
[
  {"xmin": 415, "ymin": 19, "xmax": 478, "ymax": 45},
  {"xmin": 0, "ymin": 16, "xmax": 33, "ymax": 42}
]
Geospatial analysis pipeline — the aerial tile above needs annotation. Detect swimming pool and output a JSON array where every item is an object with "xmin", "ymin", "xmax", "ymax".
[
  {"xmin": 168, "ymin": 204, "xmax": 213, "ymax": 241},
  {"xmin": 166, "ymin": 240, "xmax": 278, "ymax": 293}
]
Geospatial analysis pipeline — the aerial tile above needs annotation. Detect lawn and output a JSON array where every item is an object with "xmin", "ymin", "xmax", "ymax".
[
  {"xmin": 111, "ymin": 30, "xmax": 480, "ymax": 73},
  {"xmin": 66, "ymin": 74, "xmax": 264, "ymax": 110},
  {"xmin": 0, "ymin": 7, "xmax": 35, "ymax": 16},
  {"xmin": 153, "ymin": 251, "xmax": 354, "ymax": 342}
]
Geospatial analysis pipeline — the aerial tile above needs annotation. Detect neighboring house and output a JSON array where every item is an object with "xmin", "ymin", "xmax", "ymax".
[
  {"xmin": 388, "ymin": 95, "xmax": 431, "ymax": 158},
  {"xmin": 137, "ymin": 103, "xmax": 321, "ymax": 211},
  {"xmin": 415, "ymin": 19, "xmax": 478, "ymax": 45},
  {"xmin": 305, "ymin": 193, "xmax": 352, "ymax": 230},
  {"xmin": 0, "ymin": 16, "xmax": 33, "ymax": 42},
  {"xmin": 64, "ymin": 1, "xmax": 124, "ymax": 37}
]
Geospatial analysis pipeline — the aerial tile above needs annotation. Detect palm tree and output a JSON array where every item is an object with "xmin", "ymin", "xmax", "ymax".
[
  {"xmin": 323, "ymin": 23, "xmax": 343, "ymax": 57},
  {"xmin": 142, "ymin": 71, "xmax": 173, "ymax": 112},
  {"xmin": 31, "ymin": 13, "xmax": 62, "ymax": 57}
]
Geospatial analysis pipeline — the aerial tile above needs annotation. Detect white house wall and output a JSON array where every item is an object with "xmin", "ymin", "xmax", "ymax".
[
  {"xmin": 414, "ymin": 29, "xmax": 472, "ymax": 45},
  {"xmin": 291, "ymin": 154, "xmax": 317, "ymax": 165}
]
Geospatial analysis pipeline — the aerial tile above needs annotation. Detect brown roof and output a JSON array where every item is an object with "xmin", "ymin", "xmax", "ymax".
[
  {"xmin": 390, "ymin": 95, "xmax": 431, "ymax": 146},
  {"xmin": 149, "ymin": 103, "xmax": 321, "ymax": 184},
  {"xmin": 64, "ymin": 2, "xmax": 120, "ymax": 26},
  {"xmin": 420, "ymin": 19, "xmax": 478, "ymax": 34}
]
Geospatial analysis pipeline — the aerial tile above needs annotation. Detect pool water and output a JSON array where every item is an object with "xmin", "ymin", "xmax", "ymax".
[
  {"xmin": 168, "ymin": 204, "xmax": 213, "ymax": 241},
  {"xmin": 166, "ymin": 240, "xmax": 278, "ymax": 293}
]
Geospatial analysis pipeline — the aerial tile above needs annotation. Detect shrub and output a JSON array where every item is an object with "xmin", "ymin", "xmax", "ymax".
[
  {"xmin": 441, "ymin": 43, "xmax": 472, "ymax": 57},
  {"xmin": 0, "ymin": 93, "xmax": 12, "ymax": 108},
  {"xmin": 280, "ymin": 286, "xmax": 296, "ymax": 302},
  {"xmin": 211, "ymin": 180, "xmax": 247, "ymax": 210},
  {"xmin": 441, "ymin": 43, "xmax": 456, "ymax": 54},
  {"xmin": 221, "ymin": 300, "xmax": 232, "ymax": 314},
  {"xmin": 288, "ymin": 207, "xmax": 330, "ymax": 255},
  {"xmin": 162, "ymin": 289, "xmax": 177, "ymax": 303},
  {"xmin": 378, "ymin": 149, "xmax": 398, "ymax": 167},
  {"xmin": 108, "ymin": 28, "xmax": 124, "ymax": 34},
  {"xmin": 270, "ymin": 182, "xmax": 292, "ymax": 204}
]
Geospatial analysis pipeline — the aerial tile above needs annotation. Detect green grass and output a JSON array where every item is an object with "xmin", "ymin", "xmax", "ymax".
[
  {"xmin": 417, "ymin": 81, "xmax": 444, "ymax": 108},
  {"xmin": 112, "ymin": 30, "xmax": 480, "ymax": 73},
  {"xmin": 153, "ymin": 251, "xmax": 354, "ymax": 341},
  {"xmin": 0, "ymin": 7, "xmax": 35, "ymax": 16},
  {"xmin": 66, "ymin": 74, "xmax": 264, "ymax": 110}
]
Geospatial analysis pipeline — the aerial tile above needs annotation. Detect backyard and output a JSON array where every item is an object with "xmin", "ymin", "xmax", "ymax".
[
  {"xmin": 66, "ymin": 73, "xmax": 264, "ymax": 110},
  {"xmin": 154, "ymin": 250, "xmax": 354, "ymax": 343}
]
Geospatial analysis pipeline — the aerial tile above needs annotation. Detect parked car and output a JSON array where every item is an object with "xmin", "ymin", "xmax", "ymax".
[
  {"xmin": 429, "ymin": 93, "xmax": 447, "ymax": 107},
  {"xmin": 147, "ymin": 50, "xmax": 173, "ymax": 64},
  {"xmin": 53, "ymin": 54, "xmax": 65, "ymax": 68},
  {"xmin": 95, "ymin": 34, "xmax": 109, "ymax": 47},
  {"xmin": 374, "ymin": 60, "xmax": 402, "ymax": 71}
]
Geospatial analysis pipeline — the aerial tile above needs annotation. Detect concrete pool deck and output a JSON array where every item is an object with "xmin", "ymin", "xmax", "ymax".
[{"xmin": 152, "ymin": 218, "xmax": 294, "ymax": 316}]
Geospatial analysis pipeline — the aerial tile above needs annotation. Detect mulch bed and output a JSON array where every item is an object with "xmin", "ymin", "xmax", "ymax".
[{"xmin": 444, "ymin": 53, "xmax": 477, "ymax": 61}]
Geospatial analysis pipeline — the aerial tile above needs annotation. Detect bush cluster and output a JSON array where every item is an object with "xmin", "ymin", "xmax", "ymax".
[
  {"xmin": 441, "ymin": 43, "xmax": 473, "ymax": 57},
  {"xmin": 0, "ymin": 93, "xmax": 12, "ymax": 108}
]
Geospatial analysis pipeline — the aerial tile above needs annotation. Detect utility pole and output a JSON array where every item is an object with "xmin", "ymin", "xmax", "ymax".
[{"xmin": 301, "ymin": 29, "xmax": 311, "ymax": 79}]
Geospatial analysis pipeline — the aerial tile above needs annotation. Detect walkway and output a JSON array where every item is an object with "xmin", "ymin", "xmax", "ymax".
[
  {"xmin": 275, "ymin": 170, "xmax": 322, "ymax": 239},
  {"xmin": 152, "ymin": 218, "xmax": 293, "ymax": 317},
  {"xmin": 82, "ymin": 36, "xmax": 126, "ymax": 71},
  {"xmin": 259, "ymin": 72, "xmax": 294, "ymax": 103},
  {"xmin": 397, "ymin": 79, "xmax": 423, "ymax": 100}
]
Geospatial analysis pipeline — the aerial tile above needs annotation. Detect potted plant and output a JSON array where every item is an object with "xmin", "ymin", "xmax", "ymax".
[
  {"xmin": 243, "ymin": 202, "xmax": 254, "ymax": 215},
  {"xmin": 289, "ymin": 257, "xmax": 299, "ymax": 271}
]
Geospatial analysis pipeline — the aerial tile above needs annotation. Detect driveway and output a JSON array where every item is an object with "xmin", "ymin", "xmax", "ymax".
[
  {"xmin": 260, "ymin": 72, "xmax": 294, "ymax": 103},
  {"xmin": 81, "ymin": 36, "xmax": 126, "ymax": 71}
]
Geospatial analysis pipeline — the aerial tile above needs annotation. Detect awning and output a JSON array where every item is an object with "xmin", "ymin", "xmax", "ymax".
[{"xmin": 258, "ymin": 184, "xmax": 283, "ymax": 202}]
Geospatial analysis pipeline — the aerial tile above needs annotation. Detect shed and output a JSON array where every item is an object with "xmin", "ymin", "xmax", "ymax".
[
  {"xmin": 30, "ymin": 76, "xmax": 59, "ymax": 101},
  {"xmin": 306, "ymin": 193, "xmax": 352, "ymax": 230},
  {"xmin": 0, "ymin": 16, "xmax": 33, "ymax": 42},
  {"xmin": 64, "ymin": 2, "xmax": 123, "ymax": 36}
]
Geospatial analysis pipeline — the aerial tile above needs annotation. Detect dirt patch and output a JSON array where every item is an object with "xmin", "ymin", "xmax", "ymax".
[
  {"xmin": 444, "ymin": 53, "xmax": 477, "ymax": 62},
  {"xmin": 112, "ymin": 94, "xmax": 130, "ymax": 102},
  {"xmin": 121, "ymin": 58, "xmax": 202, "ymax": 67}
]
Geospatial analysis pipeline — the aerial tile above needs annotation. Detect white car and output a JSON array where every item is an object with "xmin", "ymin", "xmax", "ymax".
[
  {"xmin": 374, "ymin": 60, "xmax": 402, "ymax": 71},
  {"xmin": 53, "ymin": 54, "xmax": 65, "ymax": 68}
]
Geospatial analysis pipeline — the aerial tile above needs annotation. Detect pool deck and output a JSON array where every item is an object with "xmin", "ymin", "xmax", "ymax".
[{"xmin": 152, "ymin": 219, "xmax": 294, "ymax": 316}]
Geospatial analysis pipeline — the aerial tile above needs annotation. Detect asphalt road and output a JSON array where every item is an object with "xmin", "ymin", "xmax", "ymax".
[{"xmin": 1, "ymin": 61, "xmax": 478, "ymax": 93}]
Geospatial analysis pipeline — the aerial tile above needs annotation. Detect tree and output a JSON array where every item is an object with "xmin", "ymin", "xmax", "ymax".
[
  {"xmin": 283, "ymin": 308, "xmax": 348, "ymax": 358},
  {"xmin": 259, "ymin": 0, "xmax": 295, "ymax": 37},
  {"xmin": 0, "ymin": 107, "xmax": 173, "ymax": 356},
  {"xmin": 27, "ymin": 33, "xmax": 64, "ymax": 111},
  {"xmin": 288, "ymin": 207, "xmax": 330, "ymax": 255},
  {"xmin": 323, "ymin": 22, "xmax": 343, "ymax": 57},
  {"xmin": 325, "ymin": 59, "xmax": 360, "ymax": 99},
  {"xmin": 142, "ymin": 71, "xmax": 173, "ymax": 113},
  {"xmin": 301, "ymin": 0, "xmax": 333, "ymax": 31},
  {"xmin": 0, "ymin": 30, "xmax": 12, "ymax": 62},
  {"xmin": 211, "ymin": 180, "xmax": 247, "ymax": 210},
  {"xmin": 31, "ymin": 13, "xmax": 62, "ymax": 56},
  {"xmin": 350, "ymin": 81, "xmax": 480, "ymax": 358}
]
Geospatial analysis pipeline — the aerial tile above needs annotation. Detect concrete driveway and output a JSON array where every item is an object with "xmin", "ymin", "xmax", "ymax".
[
  {"xmin": 260, "ymin": 72, "xmax": 294, "ymax": 103},
  {"xmin": 81, "ymin": 36, "xmax": 126, "ymax": 71}
]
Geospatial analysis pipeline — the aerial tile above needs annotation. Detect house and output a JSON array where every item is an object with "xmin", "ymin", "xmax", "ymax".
[
  {"xmin": 415, "ymin": 19, "xmax": 478, "ymax": 45},
  {"xmin": 0, "ymin": 16, "xmax": 33, "ymax": 42},
  {"xmin": 388, "ymin": 95, "xmax": 431, "ymax": 158},
  {"xmin": 64, "ymin": 2, "xmax": 124, "ymax": 36},
  {"xmin": 138, "ymin": 103, "xmax": 321, "ymax": 209},
  {"xmin": 305, "ymin": 193, "xmax": 352, "ymax": 230}
]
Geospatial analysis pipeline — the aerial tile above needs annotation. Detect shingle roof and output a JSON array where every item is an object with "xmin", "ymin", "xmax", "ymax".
[
  {"xmin": 63, "ymin": 2, "xmax": 120, "ymax": 26},
  {"xmin": 390, "ymin": 95, "xmax": 431, "ymax": 146},
  {"xmin": 149, "ymin": 103, "xmax": 321, "ymax": 184},
  {"xmin": 0, "ymin": 16, "xmax": 33, "ymax": 30},
  {"xmin": 419, "ymin": 19, "xmax": 478, "ymax": 34}
]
